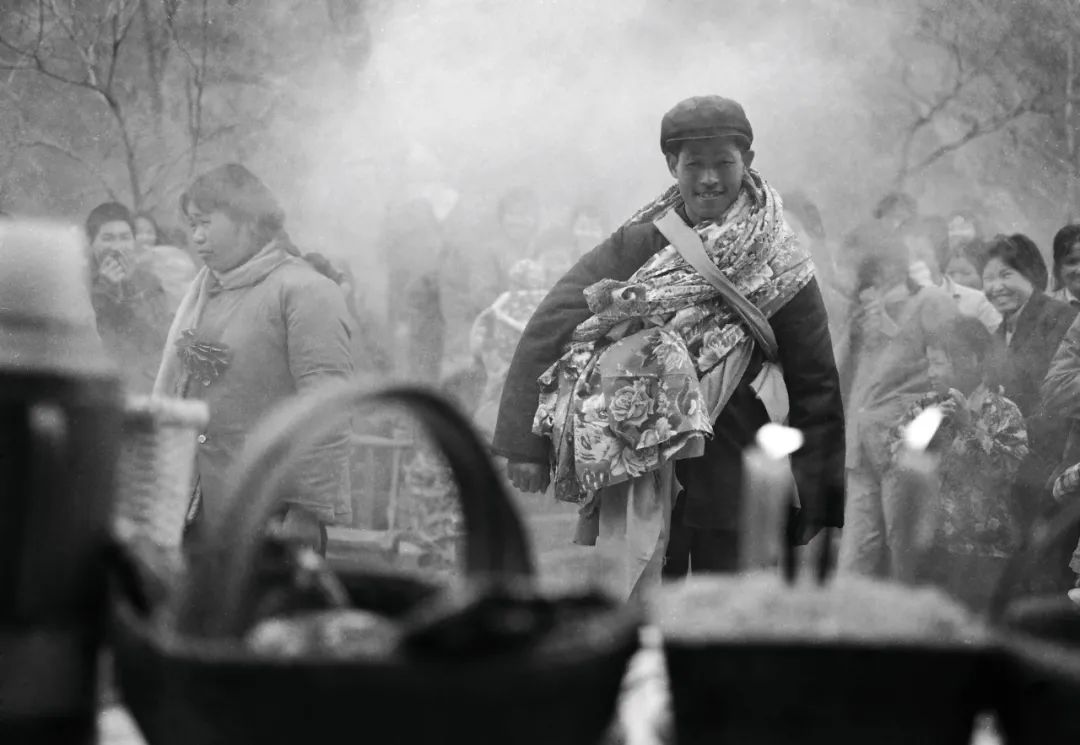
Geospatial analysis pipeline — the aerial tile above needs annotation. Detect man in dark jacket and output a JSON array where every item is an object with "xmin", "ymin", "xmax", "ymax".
[{"xmin": 493, "ymin": 96, "xmax": 845, "ymax": 576}]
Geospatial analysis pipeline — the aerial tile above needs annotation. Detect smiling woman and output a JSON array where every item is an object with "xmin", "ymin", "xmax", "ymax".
[{"xmin": 979, "ymin": 234, "xmax": 1077, "ymax": 591}]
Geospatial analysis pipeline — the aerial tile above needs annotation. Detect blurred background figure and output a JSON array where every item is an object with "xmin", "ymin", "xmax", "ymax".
[
  {"xmin": 886, "ymin": 316, "xmax": 1026, "ymax": 611},
  {"xmin": 497, "ymin": 186, "xmax": 541, "ymax": 261},
  {"xmin": 839, "ymin": 222, "xmax": 960, "ymax": 581},
  {"xmin": 784, "ymin": 190, "xmax": 850, "ymax": 356},
  {"xmin": 469, "ymin": 257, "xmax": 548, "ymax": 439},
  {"xmin": 946, "ymin": 209, "xmax": 986, "ymax": 253},
  {"xmin": 904, "ymin": 217, "xmax": 1001, "ymax": 331},
  {"xmin": 133, "ymin": 211, "xmax": 199, "ymax": 314},
  {"xmin": 383, "ymin": 197, "xmax": 447, "ymax": 383},
  {"xmin": 531, "ymin": 226, "xmax": 579, "ymax": 286},
  {"xmin": 85, "ymin": 201, "xmax": 172, "ymax": 394},
  {"xmin": 311, "ymin": 254, "xmax": 393, "ymax": 378},
  {"xmin": 944, "ymin": 239, "xmax": 987, "ymax": 291},
  {"xmin": 1050, "ymin": 223, "xmax": 1080, "ymax": 308},
  {"xmin": 568, "ymin": 201, "xmax": 608, "ymax": 255}
]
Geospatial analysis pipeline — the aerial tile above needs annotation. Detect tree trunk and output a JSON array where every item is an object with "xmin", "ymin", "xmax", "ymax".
[{"xmin": 1067, "ymin": 39, "xmax": 1077, "ymax": 222}]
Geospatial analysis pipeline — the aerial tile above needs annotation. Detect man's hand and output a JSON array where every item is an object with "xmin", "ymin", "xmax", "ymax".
[
  {"xmin": 793, "ymin": 518, "xmax": 823, "ymax": 546},
  {"xmin": 506, "ymin": 460, "xmax": 550, "ymax": 494},
  {"xmin": 98, "ymin": 252, "xmax": 128, "ymax": 287}
]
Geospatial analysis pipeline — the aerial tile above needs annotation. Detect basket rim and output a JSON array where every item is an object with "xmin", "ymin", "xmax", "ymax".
[
  {"xmin": 123, "ymin": 394, "xmax": 209, "ymax": 428},
  {"xmin": 112, "ymin": 590, "xmax": 644, "ymax": 675},
  {"xmin": 661, "ymin": 634, "xmax": 994, "ymax": 654}
]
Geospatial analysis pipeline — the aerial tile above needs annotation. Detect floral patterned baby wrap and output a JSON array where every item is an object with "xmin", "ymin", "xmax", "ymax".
[{"xmin": 533, "ymin": 171, "xmax": 814, "ymax": 504}]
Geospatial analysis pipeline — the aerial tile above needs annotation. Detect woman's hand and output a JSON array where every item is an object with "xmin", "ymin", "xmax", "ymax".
[{"xmin": 939, "ymin": 388, "xmax": 972, "ymax": 429}]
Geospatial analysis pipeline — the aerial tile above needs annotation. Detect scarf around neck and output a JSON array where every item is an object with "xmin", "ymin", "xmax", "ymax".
[
  {"xmin": 533, "ymin": 170, "xmax": 815, "ymax": 501},
  {"xmin": 152, "ymin": 239, "xmax": 294, "ymax": 397}
]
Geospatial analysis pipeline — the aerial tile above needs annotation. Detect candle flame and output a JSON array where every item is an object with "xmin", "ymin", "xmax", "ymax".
[
  {"xmin": 755, "ymin": 423, "xmax": 804, "ymax": 460},
  {"xmin": 903, "ymin": 406, "xmax": 943, "ymax": 452}
]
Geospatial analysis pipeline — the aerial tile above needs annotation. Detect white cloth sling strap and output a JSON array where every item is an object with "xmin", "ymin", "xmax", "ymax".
[
  {"xmin": 652, "ymin": 208, "xmax": 790, "ymax": 425},
  {"xmin": 653, "ymin": 209, "xmax": 779, "ymax": 362}
]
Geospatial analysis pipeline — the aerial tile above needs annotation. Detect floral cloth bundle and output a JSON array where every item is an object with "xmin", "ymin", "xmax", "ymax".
[{"xmin": 533, "ymin": 171, "xmax": 813, "ymax": 503}]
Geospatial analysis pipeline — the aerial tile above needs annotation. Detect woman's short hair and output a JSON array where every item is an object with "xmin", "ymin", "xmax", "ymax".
[
  {"xmin": 930, "ymin": 315, "xmax": 998, "ymax": 370},
  {"xmin": 845, "ymin": 222, "xmax": 908, "ymax": 293},
  {"xmin": 180, "ymin": 164, "xmax": 284, "ymax": 247},
  {"xmin": 1051, "ymin": 224, "xmax": 1080, "ymax": 290},
  {"xmin": 85, "ymin": 202, "xmax": 134, "ymax": 243},
  {"xmin": 783, "ymin": 191, "xmax": 827, "ymax": 242},
  {"xmin": 984, "ymin": 233, "xmax": 1049, "ymax": 292}
]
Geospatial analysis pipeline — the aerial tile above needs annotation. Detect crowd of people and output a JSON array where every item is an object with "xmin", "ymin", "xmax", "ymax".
[
  {"xmin": 50, "ymin": 94, "xmax": 1080, "ymax": 613},
  {"xmin": 69, "ymin": 159, "xmax": 606, "ymax": 561}
]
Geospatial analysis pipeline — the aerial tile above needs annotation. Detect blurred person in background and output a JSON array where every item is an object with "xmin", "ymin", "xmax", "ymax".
[
  {"xmin": 531, "ymin": 226, "xmax": 580, "ymax": 286},
  {"xmin": 905, "ymin": 217, "xmax": 1000, "ymax": 331},
  {"xmin": 568, "ymin": 202, "xmax": 608, "ymax": 256},
  {"xmin": 839, "ymin": 223, "xmax": 960, "ymax": 581},
  {"xmin": 981, "ymin": 234, "xmax": 1077, "ymax": 592},
  {"xmin": 1049, "ymin": 224, "xmax": 1080, "ymax": 308},
  {"xmin": 497, "ymin": 186, "xmax": 542, "ymax": 260},
  {"xmin": 85, "ymin": 201, "xmax": 172, "ymax": 394},
  {"xmin": 886, "ymin": 316, "xmax": 1026, "ymax": 610},
  {"xmin": 946, "ymin": 209, "xmax": 986, "ymax": 254},
  {"xmin": 383, "ymin": 198, "xmax": 447, "ymax": 383},
  {"xmin": 133, "ymin": 211, "xmax": 199, "ymax": 314},
  {"xmin": 306, "ymin": 250, "xmax": 392, "ymax": 377},
  {"xmin": 469, "ymin": 258, "xmax": 549, "ymax": 439},
  {"xmin": 944, "ymin": 239, "xmax": 987, "ymax": 291},
  {"xmin": 784, "ymin": 190, "xmax": 851, "ymax": 359},
  {"xmin": 155, "ymin": 163, "xmax": 354, "ymax": 556}
]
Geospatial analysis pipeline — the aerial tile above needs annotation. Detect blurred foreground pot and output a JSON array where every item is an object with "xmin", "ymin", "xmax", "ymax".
[
  {"xmin": 991, "ymin": 499, "xmax": 1080, "ymax": 744},
  {"xmin": 109, "ymin": 383, "xmax": 641, "ymax": 745},
  {"xmin": 658, "ymin": 574, "xmax": 993, "ymax": 745}
]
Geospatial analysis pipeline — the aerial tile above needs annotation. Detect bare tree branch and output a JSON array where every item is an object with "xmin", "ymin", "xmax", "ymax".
[
  {"xmin": 17, "ymin": 138, "xmax": 119, "ymax": 200},
  {"xmin": 909, "ymin": 99, "xmax": 1036, "ymax": 175}
]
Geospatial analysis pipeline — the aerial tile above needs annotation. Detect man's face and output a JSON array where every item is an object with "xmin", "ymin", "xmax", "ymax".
[
  {"xmin": 91, "ymin": 219, "xmax": 135, "ymax": 259},
  {"xmin": 666, "ymin": 139, "xmax": 752, "ymax": 225},
  {"xmin": 186, "ymin": 205, "xmax": 253, "ymax": 273}
]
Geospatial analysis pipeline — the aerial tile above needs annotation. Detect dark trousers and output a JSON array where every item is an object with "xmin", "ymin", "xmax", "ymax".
[{"xmin": 662, "ymin": 488, "xmax": 740, "ymax": 577}]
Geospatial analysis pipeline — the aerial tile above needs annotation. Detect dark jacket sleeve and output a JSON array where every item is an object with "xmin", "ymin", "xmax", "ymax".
[
  {"xmin": 492, "ymin": 225, "xmax": 658, "ymax": 462},
  {"xmin": 771, "ymin": 278, "xmax": 846, "ymax": 527},
  {"xmin": 1041, "ymin": 311, "xmax": 1080, "ymax": 420}
]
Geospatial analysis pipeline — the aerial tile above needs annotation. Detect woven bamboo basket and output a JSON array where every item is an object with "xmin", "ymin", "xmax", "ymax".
[{"xmin": 112, "ymin": 395, "xmax": 208, "ymax": 553}]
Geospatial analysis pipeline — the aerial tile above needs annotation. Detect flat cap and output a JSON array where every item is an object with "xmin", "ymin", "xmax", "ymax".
[{"xmin": 660, "ymin": 96, "xmax": 753, "ymax": 153}]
